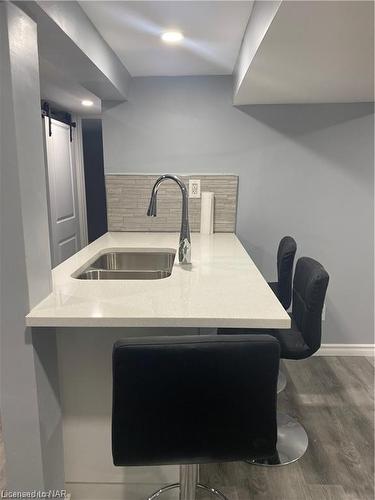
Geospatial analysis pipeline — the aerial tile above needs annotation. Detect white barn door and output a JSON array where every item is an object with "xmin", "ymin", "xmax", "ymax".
[{"xmin": 44, "ymin": 118, "xmax": 81, "ymax": 267}]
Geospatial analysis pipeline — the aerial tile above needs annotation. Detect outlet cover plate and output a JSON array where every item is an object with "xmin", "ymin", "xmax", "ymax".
[{"xmin": 189, "ymin": 179, "xmax": 201, "ymax": 198}]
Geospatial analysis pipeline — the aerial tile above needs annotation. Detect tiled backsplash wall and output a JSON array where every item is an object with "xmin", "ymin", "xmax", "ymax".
[{"xmin": 105, "ymin": 174, "xmax": 238, "ymax": 232}]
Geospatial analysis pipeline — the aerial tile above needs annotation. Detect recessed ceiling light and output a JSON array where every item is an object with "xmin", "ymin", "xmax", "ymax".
[
  {"xmin": 161, "ymin": 31, "xmax": 183, "ymax": 43},
  {"xmin": 81, "ymin": 100, "xmax": 94, "ymax": 107}
]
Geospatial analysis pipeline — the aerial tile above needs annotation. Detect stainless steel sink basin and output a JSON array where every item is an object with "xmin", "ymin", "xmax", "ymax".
[
  {"xmin": 77, "ymin": 269, "xmax": 173, "ymax": 280},
  {"xmin": 73, "ymin": 250, "xmax": 176, "ymax": 280}
]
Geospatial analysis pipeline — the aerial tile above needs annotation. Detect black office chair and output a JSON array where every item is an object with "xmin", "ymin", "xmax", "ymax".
[
  {"xmin": 268, "ymin": 236, "xmax": 297, "ymax": 310},
  {"xmin": 112, "ymin": 335, "xmax": 280, "ymax": 500},
  {"xmin": 249, "ymin": 257, "xmax": 329, "ymax": 466}
]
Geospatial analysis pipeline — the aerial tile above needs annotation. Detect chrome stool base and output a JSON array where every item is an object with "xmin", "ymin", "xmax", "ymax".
[
  {"xmin": 246, "ymin": 413, "xmax": 308, "ymax": 467},
  {"xmin": 148, "ymin": 483, "xmax": 229, "ymax": 500},
  {"xmin": 277, "ymin": 370, "xmax": 287, "ymax": 393},
  {"xmin": 147, "ymin": 464, "xmax": 229, "ymax": 500}
]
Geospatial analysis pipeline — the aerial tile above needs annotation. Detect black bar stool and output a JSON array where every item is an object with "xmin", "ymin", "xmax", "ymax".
[
  {"xmin": 268, "ymin": 236, "xmax": 297, "ymax": 391},
  {"xmin": 218, "ymin": 236, "xmax": 297, "ymax": 394},
  {"xmin": 249, "ymin": 257, "xmax": 329, "ymax": 466},
  {"xmin": 112, "ymin": 335, "xmax": 280, "ymax": 500}
]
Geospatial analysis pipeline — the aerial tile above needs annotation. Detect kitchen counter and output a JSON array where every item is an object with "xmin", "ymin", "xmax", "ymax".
[
  {"xmin": 25, "ymin": 231, "xmax": 290, "ymax": 499},
  {"xmin": 26, "ymin": 232, "xmax": 290, "ymax": 328}
]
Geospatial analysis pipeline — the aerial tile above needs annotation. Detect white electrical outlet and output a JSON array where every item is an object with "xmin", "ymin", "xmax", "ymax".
[{"xmin": 189, "ymin": 179, "xmax": 201, "ymax": 198}]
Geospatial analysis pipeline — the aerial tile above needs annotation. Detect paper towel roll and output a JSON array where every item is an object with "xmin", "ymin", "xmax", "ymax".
[{"xmin": 200, "ymin": 192, "xmax": 214, "ymax": 234}]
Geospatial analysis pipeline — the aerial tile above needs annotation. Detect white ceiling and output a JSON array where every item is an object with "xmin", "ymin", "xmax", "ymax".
[
  {"xmin": 80, "ymin": 1, "xmax": 253, "ymax": 76},
  {"xmin": 234, "ymin": 0, "xmax": 374, "ymax": 104}
]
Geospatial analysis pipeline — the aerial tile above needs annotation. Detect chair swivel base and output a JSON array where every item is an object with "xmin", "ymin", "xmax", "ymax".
[
  {"xmin": 148, "ymin": 482, "xmax": 229, "ymax": 500},
  {"xmin": 246, "ymin": 413, "xmax": 308, "ymax": 467}
]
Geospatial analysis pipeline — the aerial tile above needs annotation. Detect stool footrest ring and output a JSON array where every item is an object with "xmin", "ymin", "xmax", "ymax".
[{"xmin": 147, "ymin": 482, "xmax": 229, "ymax": 500}]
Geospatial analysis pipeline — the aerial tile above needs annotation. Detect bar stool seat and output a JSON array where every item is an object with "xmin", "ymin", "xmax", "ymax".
[{"xmin": 273, "ymin": 317, "xmax": 311, "ymax": 360}]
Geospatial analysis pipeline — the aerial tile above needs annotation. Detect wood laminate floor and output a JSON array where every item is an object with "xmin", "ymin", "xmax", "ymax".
[
  {"xmin": 200, "ymin": 357, "xmax": 374, "ymax": 500},
  {"xmin": 0, "ymin": 357, "xmax": 373, "ymax": 499}
]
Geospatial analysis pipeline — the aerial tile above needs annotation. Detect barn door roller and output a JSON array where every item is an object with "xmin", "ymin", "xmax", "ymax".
[{"xmin": 41, "ymin": 101, "xmax": 76, "ymax": 142}]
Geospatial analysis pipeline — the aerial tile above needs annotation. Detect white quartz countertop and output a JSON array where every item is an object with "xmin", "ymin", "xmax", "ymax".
[{"xmin": 26, "ymin": 232, "xmax": 291, "ymax": 328}]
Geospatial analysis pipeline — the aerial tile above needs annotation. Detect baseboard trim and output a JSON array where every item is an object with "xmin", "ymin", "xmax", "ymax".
[{"xmin": 316, "ymin": 344, "xmax": 375, "ymax": 356}]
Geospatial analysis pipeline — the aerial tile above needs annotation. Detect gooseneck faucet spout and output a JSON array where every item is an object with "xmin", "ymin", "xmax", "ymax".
[{"xmin": 147, "ymin": 174, "xmax": 191, "ymax": 264}]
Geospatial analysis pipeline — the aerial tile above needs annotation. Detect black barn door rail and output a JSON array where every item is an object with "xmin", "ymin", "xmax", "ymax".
[{"xmin": 41, "ymin": 101, "xmax": 76, "ymax": 141}]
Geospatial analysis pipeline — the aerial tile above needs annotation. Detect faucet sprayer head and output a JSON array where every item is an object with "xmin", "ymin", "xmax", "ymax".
[{"xmin": 147, "ymin": 194, "xmax": 157, "ymax": 217}]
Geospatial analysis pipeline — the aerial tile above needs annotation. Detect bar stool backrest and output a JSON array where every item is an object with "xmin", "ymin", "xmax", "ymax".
[
  {"xmin": 276, "ymin": 236, "xmax": 297, "ymax": 309},
  {"xmin": 112, "ymin": 334, "xmax": 280, "ymax": 467},
  {"xmin": 292, "ymin": 257, "xmax": 329, "ymax": 355}
]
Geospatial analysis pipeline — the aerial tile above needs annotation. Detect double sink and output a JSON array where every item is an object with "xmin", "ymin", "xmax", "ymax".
[{"xmin": 73, "ymin": 249, "xmax": 176, "ymax": 280}]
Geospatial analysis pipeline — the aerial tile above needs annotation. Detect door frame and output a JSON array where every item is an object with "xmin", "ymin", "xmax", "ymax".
[{"xmin": 72, "ymin": 115, "xmax": 88, "ymax": 248}]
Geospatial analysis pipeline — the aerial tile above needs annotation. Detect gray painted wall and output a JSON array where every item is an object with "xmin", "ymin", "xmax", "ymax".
[
  {"xmin": 0, "ymin": 3, "xmax": 64, "ymax": 488},
  {"xmin": 103, "ymin": 76, "xmax": 374, "ymax": 344}
]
